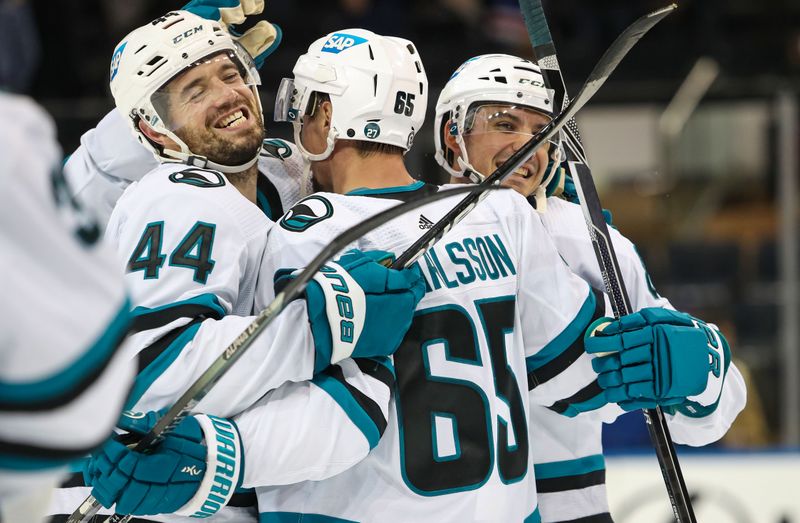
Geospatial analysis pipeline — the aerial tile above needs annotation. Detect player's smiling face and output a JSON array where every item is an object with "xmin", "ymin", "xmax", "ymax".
[
  {"xmin": 161, "ymin": 52, "xmax": 264, "ymax": 165},
  {"xmin": 462, "ymin": 104, "xmax": 551, "ymax": 197}
]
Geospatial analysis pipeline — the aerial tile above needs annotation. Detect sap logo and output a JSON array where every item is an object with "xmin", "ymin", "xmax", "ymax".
[
  {"xmin": 173, "ymin": 25, "xmax": 204, "ymax": 45},
  {"xmin": 181, "ymin": 465, "xmax": 203, "ymax": 476},
  {"xmin": 321, "ymin": 33, "xmax": 367, "ymax": 54},
  {"xmin": 518, "ymin": 78, "xmax": 545, "ymax": 87},
  {"xmin": 110, "ymin": 42, "xmax": 127, "ymax": 82}
]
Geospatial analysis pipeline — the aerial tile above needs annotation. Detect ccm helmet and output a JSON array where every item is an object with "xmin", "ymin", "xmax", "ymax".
[
  {"xmin": 109, "ymin": 10, "xmax": 262, "ymax": 173},
  {"xmin": 274, "ymin": 29, "xmax": 427, "ymax": 162}
]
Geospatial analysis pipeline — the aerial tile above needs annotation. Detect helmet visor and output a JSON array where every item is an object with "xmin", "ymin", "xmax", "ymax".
[
  {"xmin": 149, "ymin": 48, "xmax": 260, "ymax": 134},
  {"xmin": 274, "ymin": 77, "xmax": 303, "ymax": 123},
  {"xmin": 463, "ymin": 103, "xmax": 559, "ymax": 154}
]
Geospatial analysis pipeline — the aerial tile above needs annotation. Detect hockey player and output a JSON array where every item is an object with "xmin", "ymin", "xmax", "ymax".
[
  {"xmin": 0, "ymin": 58, "xmax": 134, "ymax": 523},
  {"xmin": 50, "ymin": 12, "xmax": 426, "ymax": 522},
  {"xmin": 433, "ymin": 54, "xmax": 746, "ymax": 523},
  {"xmin": 82, "ymin": 29, "xmax": 732, "ymax": 522}
]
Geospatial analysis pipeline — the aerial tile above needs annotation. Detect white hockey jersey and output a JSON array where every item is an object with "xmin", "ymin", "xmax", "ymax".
[
  {"xmin": 0, "ymin": 93, "xmax": 134, "ymax": 522},
  {"xmin": 531, "ymin": 196, "xmax": 747, "ymax": 523},
  {"xmin": 250, "ymin": 183, "xmax": 615, "ymax": 523},
  {"xmin": 52, "ymin": 119, "xmax": 403, "ymax": 521}
]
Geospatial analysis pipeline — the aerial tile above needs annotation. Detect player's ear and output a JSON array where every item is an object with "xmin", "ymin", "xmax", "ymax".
[
  {"xmin": 319, "ymin": 100, "xmax": 333, "ymax": 132},
  {"xmin": 138, "ymin": 119, "xmax": 169, "ymax": 148},
  {"xmin": 443, "ymin": 119, "xmax": 463, "ymax": 161}
]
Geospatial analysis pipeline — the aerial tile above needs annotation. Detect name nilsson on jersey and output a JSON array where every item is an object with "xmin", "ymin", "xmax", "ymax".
[{"xmin": 419, "ymin": 234, "xmax": 516, "ymax": 291}]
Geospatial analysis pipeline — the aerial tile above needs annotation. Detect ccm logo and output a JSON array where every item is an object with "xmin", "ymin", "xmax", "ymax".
[{"xmin": 174, "ymin": 25, "xmax": 203, "ymax": 45}]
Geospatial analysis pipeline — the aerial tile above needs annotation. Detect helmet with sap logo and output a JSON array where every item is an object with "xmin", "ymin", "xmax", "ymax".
[
  {"xmin": 433, "ymin": 54, "xmax": 564, "ymax": 190},
  {"xmin": 109, "ymin": 10, "xmax": 263, "ymax": 173},
  {"xmin": 274, "ymin": 28, "xmax": 427, "ymax": 161}
]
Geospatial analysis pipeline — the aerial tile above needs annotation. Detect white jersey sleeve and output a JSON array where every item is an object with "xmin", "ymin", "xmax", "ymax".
[
  {"xmin": 0, "ymin": 94, "xmax": 134, "ymax": 519},
  {"xmin": 540, "ymin": 197, "xmax": 745, "ymax": 445},
  {"xmin": 235, "ymin": 356, "xmax": 395, "ymax": 487},
  {"xmin": 64, "ymin": 109, "xmax": 158, "ymax": 226},
  {"xmin": 106, "ymin": 163, "xmax": 316, "ymax": 417}
]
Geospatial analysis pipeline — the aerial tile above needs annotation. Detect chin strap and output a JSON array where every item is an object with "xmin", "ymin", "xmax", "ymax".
[
  {"xmin": 160, "ymin": 127, "xmax": 260, "ymax": 174},
  {"xmin": 163, "ymin": 148, "xmax": 260, "ymax": 173}
]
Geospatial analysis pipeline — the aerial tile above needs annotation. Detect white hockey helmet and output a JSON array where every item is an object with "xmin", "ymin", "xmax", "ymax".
[
  {"xmin": 434, "ymin": 54, "xmax": 564, "ymax": 188},
  {"xmin": 109, "ymin": 10, "xmax": 263, "ymax": 173},
  {"xmin": 274, "ymin": 29, "xmax": 427, "ymax": 162}
]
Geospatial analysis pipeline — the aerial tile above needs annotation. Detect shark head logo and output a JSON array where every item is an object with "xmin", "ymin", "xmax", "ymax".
[
  {"xmin": 169, "ymin": 168, "xmax": 226, "ymax": 188},
  {"xmin": 280, "ymin": 195, "xmax": 334, "ymax": 232}
]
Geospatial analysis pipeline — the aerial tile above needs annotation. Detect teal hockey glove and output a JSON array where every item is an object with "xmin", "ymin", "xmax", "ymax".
[
  {"xmin": 585, "ymin": 308, "xmax": 721, "ymax": 411},
  {"xmin": 276, "ymin": 249, "xmax": 426, "ymax": 374},
  {"xmin": 182, "ymin": 0, "xmax": 282, "ymax": 69},
  {"xmin": 84, "ymin": 410, "xmax": 243, "ymax": 517}
]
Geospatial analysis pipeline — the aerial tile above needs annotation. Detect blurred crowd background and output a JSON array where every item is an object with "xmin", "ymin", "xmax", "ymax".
[{"xmin": 5, "ymin": 0, "xmax": 800, "ymax": 451}]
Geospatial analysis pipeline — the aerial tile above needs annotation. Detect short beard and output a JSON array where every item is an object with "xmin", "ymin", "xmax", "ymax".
[{"xmin": 175, "ymin": 112, "xmax": 265, "ymax": 167}]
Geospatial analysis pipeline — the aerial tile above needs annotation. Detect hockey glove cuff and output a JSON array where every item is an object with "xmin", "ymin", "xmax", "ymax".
[
  {"xmin": 278, "ymin": 249, "xmax": 425, "ymax": 374},
  {"xmin": 585, "ymin": 308, "xmax": 722, "ymax": 411},
  {"xmin": 84, "ymin": 410, "xmax": 243, "ymax": 517}
]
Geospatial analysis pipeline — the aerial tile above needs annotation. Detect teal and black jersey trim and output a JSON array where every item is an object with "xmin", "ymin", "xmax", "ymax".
[
  {"xmin": 0, "ymin": 297, "xmax": 132, "ymax": 412},
  {"xmin": 546, "ymin": 380, "xmax": 606, "ymax": 417},
  {"xmin": 347, "ymin": 180, "xmax": 439, "ymax": 202},
  {"xmin": 534, "ymin": 454, "xmax": 606, "ymax": 493},
  {"xmin": 527, "ymin": 288, "xmax": 604, "ymax": 390},
  {"xmin": 260, "ymin": 512, "xmax": 357, "ymax": 523},
  {"xmin": 256, "ymin": 172, "xmax": 284, "ymax": 220},
  {"xmin": 125, "ymin": 294, "xmax": 226, "ymax": 409},
  {"xmin": 312, "ymin": 358, "xmax": 395, "ymax": 450},
  {"xmin": 125, "ymin": 320, "xmax": 204, "ymax": 409},
  {"xmin": 130, "ymin": 293, "xmax": 225, "ymax": 335}
]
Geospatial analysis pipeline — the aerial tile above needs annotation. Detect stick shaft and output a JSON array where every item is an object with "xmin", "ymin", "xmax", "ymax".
[{"xmin": 518, "ymin": 3, "xmax": 696, "ymax": 522}]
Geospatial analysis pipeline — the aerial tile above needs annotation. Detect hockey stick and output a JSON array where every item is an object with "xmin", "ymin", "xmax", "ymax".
[
  {"xmin": 67, "ymin": 184, "xmax": 502, "ymax": 523},
  {"xmin": 392, "ymin": 8, "xmax": 668, "ymax": 269},
  {"xmin": 517, "ymin": 2, "xmax": 696, "ymax": 522}
]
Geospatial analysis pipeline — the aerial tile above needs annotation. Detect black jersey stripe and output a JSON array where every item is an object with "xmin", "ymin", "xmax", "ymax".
[
  {"xmin": 548, "ymin": 513, "xmax": 614, "ymax": 523},
  {"xmin": 324, "ymin": 364, "xmax": 388, "ymax": 437},
  {"xmin": 257, "ymin": 171, "xmax": 284, "ymax": 220},
  {"xmin": 135, "ymin": 317, "xmax": 205, "ymax": 373},
  {"xmin": 547, "ymin": 381, "xmax": 604, "ymax": 415},
  {"xmin": 130, "ymin": 303, "xmax": 223, "ymax": 334},
  {"xmin": 353, "ymin": 358, "xmax": 395, "ymax": 389},
  {"xmin": 536, "ymin": 468, "xmax": 606, "ymax": 493},
  {"xmin": 528, "ymin": 288, "xmax": 604, "ymax": 389}
]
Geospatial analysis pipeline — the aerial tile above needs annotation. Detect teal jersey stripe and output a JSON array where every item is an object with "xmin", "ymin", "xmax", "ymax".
[
  {"xmin": 526, "ymin": 288, "xmax": 595, "ymax": 372},
  {"xmin": 260, "ymin": 512, "xmax": 357, "ymax": 523},
  {"xmin": 534, "ymin": 454, "xmax": 606, "ymax": 480},
  {"xmin": 124, "ymin": 322, "xmax": 203, "ymax": 409},
  {"xmin": 130, "ymin": 293, "xmax": 225, "ymax": 320},
  {"xmin": 0, "ymin": 297, "xmax": 131, "ymax": 405},
  {"xmin": 312, "ymin": 373, "xmax": 381, "ymax": 449},
  {"xmin": 257, "ymin": 190, "xmax": 272, "ymax": 219},
  {"xmin": 0, "ymin": 452, "xmax": 74, "ymax": 471},
  {"xmin": 347, "ymin": 181, "xmax": 424, "ymax": 196},
  {"xmin": 524, "ymin": 506, "xmax": 541, "ymax": 523}
]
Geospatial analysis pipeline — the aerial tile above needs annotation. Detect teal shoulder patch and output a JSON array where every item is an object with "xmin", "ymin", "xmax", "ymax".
[
  {"xmin": 168, "ymin": 168, "xmax": 226, "ymax": 188},
  {"xmin": 260, "ymin": 139, "xmax": 293, "ymax": 162},
  {"xmin": 280, "ymin": 195, "xmax": 333, "ymax": 232}
]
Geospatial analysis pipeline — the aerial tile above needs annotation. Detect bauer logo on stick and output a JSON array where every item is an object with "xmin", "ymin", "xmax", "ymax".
[{"xmin": 321, "ymin": 33, "xmax": 367, "ymax": 54}]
